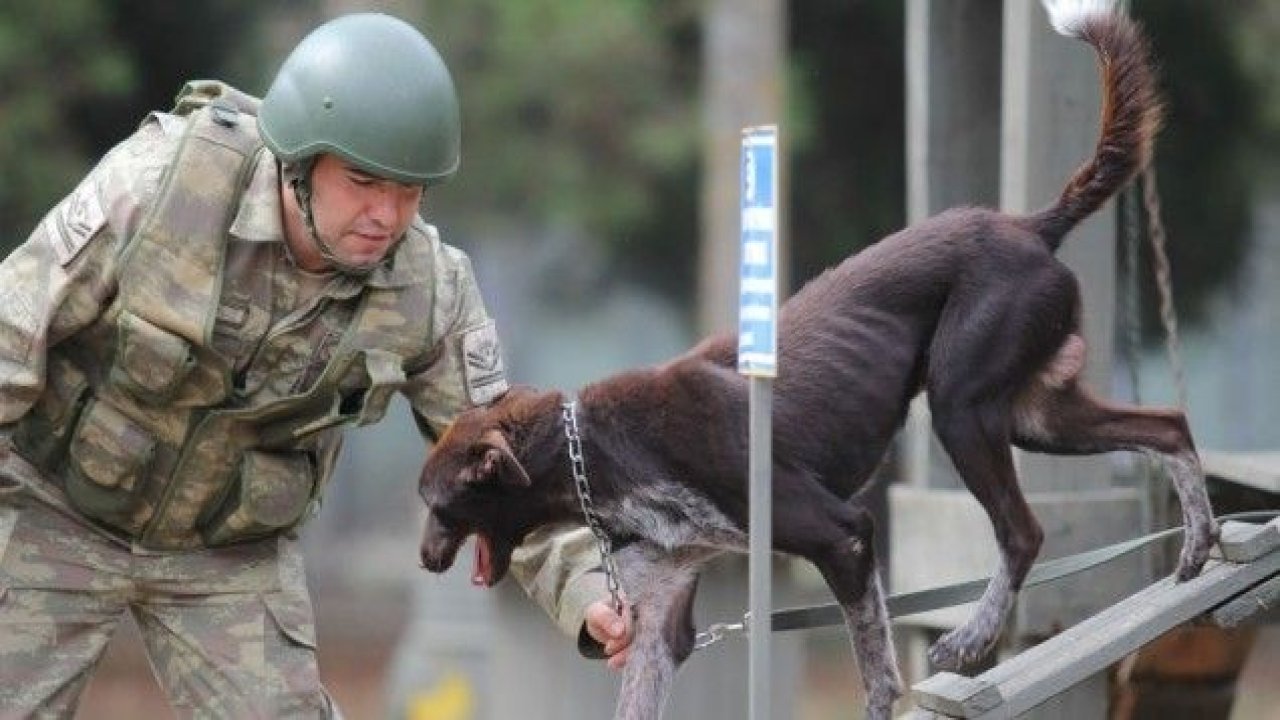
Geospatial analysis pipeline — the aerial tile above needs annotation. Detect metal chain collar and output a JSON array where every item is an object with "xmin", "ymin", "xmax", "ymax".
[
  {"xmin": 562, "ymin": 398, "xmax": 744, "ymax": 649},
  {"xmin": 562, "ymin": 399, "xmax": 626, "ymax": 615}
]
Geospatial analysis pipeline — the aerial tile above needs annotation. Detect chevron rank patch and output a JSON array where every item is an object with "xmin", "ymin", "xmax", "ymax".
[
  {"xmin": 44, "ymin": 179, "xmax": 106, "ymax": 266},
  {"xmin": 461, "ymin": 321, "xmax": 508, "ymax": 405}
]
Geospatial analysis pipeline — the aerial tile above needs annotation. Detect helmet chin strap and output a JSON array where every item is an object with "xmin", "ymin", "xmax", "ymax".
[{"xmin": 287, "ymin": 159, "xmax": 398, "ymax": 276}]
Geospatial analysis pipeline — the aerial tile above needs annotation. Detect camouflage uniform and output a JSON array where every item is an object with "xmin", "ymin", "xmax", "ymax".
[{"xmin": 0, "ymin": 89, "xmax": 605, "ymax": 717}]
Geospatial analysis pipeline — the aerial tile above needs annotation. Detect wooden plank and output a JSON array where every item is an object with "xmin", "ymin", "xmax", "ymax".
[
  {"xmin": 906, "ymin": 536, "xmax": 1280, "ymax": 719},
  {"xmin": 983, "ymin": 554, "xmax": 1280, "ymax": 717},
  {"xmin": 1210, "ymin": 575, "xmax": 1280, "ymax": 628},
  {"xmin": 1213, "ymin": 518, "xmax": 1280, "ymax": 563},
  {"xmin": 914, "ymin": 673, "xmax": 1004, "ymax": 717},
  {"xmin": 1200, "ymin": 450, "xmax": 1280, "ymax": 495}
]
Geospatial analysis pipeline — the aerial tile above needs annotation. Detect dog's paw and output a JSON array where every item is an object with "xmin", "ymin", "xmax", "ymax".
[
  {"xmin": 927, "ymin": 627, "xmax": 993, "ymax": 672},
  {"xmin": 1174, "ymin": 518, "xmax": 1220, "ymax": 581}
]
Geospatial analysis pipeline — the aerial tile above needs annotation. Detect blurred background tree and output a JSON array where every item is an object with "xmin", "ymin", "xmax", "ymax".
[
  {"xmin": 0, "ymin": 0, "xmax": 132, "ymax": 240},
  {"xmin": 0, "ymin": 0, "xmax": 267, "ymax": 244},
  {"xmin": 4, "ymin": 0, "xmax": 1275, "ymax": 342},
  {"xmin": 1131, "ymin": 0, "xmax": 1272, "ymax": 337}
]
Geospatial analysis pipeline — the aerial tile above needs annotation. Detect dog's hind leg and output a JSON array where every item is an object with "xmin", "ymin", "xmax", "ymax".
[
  {"xmin": 1013, "ymin": 378, "xmax": 1217, "ymax": 580},
  {"xmin": 921, "ymin": 270, "xmax": 1080, "ymax": 670},
  {"xmin": 927, "ymin": 401, "xmax": 1044, "ymax": 671},
  {"xmin": 847, "ymin": 570, "xmax": 899, "ymax": 720},
  {"xmin": 775, "ymin": 486, "xmax": 902, "ymax": 718},
  {"xmin": 613, "ymin": 544, "xmax": 702, "ymax": 720}
]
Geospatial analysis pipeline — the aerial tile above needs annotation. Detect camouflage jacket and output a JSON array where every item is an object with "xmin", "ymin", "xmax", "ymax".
[
  {"xmin": 0, "ymin": 85, "xmax": 607, "ymax": 638},
  {"xmin": 0, "ymin": 99, "xmax": 505, "ymax": 551}
]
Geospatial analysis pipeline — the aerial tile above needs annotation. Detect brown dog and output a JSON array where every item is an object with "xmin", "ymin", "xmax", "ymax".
[{"xmin": 416, "ymin": 10, "xmax": 1215, "ymax": 720}]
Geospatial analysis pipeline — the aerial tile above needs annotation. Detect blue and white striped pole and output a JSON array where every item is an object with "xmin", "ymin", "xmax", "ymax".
[{"xmin": 739, "ymin": 125, "xmax": 778, "ymax": 720}]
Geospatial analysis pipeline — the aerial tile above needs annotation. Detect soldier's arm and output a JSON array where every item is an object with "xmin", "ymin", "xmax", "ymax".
[
  {"xmin": 401, "ymin": 238, "xmax": 611, "ymax": 648},
  {"xmin": 0, "ymin": 121, "xmax": 173, "ymax": 429},
  {"xmin": 508, "ymin": 524, "xmax": 615, "ymax": 657},
  {"xmin": 401, "ymin": 239, "xmax": 507, "ymax": 441}
]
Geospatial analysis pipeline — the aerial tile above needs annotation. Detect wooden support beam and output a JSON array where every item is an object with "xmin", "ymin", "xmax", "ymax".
[
  {"xmin": 905, "ymin": 520, "xmax": 1280, "ymax": 718},
  {"xmin": 1215, "ymin": 519, "xmax": 1280, "ymax": 563},
  {"xmin": 912, "ymin": 674, "xmax": 1004, "ymax": 717},
  {"xmin": 1210, "ymin": 575, "xmax": 1280, "ymax": 628}
]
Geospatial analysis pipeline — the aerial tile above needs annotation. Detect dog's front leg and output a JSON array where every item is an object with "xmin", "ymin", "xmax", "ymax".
[
  {"xmin": 777, "ymin": 490, "xmax": 901, "ymax": 719},
  {"xmin": 613, "ymin": 545, "xmax": 700, "ymax": 720},
  {"xmin": 615, "ymin": 618, "xmax": 678, "ymax": 720},
  {"xmin": 810, "ymin": 535, "xmax": 901, "ymax": 719}
]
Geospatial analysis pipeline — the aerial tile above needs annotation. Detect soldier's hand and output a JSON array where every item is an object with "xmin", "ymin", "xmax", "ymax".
[{"xmin": 585, "ymin": 599, "xmax": 634, "ymax": 670}]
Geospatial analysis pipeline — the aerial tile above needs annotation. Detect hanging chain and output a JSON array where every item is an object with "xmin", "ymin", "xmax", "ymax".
[
  {"xmin": 1141, "ymin": 166, "xmax": 1190, "ymax": 411},
  {"xmin": 562, "ymin": 400, "xmax": 626, "ymax": 615},
  {"xmin": 1121, "ymin": 183, "xmax": 1144, "ymax": 404},
  {"xmin": 1123, "ymin": 176, "xmax": 1174, "ymax": 569}
]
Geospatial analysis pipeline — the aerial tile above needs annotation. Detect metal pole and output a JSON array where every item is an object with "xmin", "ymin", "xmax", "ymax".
[
  {"xmin": 748, "ymin": 378, "xmax": 772, "ymax": 720},
  {"xmin": 739, "ymin": 124, "xmax": 778, "ymax": 720}
]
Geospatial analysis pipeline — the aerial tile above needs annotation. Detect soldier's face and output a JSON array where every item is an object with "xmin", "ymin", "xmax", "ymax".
[{"xmin": 306, "ymin": 154, "xmax": 424, "ymax": 268}]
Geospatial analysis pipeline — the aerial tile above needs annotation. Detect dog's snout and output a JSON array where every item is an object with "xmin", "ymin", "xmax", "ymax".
[
  {"xmin": 419, "ymin": 513, "xmax": 460, "ymax": 574},
  {"xmin": 419, "ymin": 548, "xmax": 447, "ymax": 573},
  {"xmin": 419, "ymin": 538, "xmax": 453, "ymax": 573}
]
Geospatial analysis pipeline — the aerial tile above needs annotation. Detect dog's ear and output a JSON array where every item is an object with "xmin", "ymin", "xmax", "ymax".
[{"xmin": 472, "ymin": 429, "xmax": 532, "ymax": 487}]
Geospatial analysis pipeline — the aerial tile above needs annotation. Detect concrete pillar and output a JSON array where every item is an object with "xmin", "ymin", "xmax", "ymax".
[
  {"xmin": 699, "ymin": 0, "xmax": 787, "ymax": 336},
  {"xmin": 905, "ymin": 0, "xmax": 1003, "ymax": 223},
  {"xmin": 901, "ymin": 0, "xmax": 1003, "ymax": 495}
]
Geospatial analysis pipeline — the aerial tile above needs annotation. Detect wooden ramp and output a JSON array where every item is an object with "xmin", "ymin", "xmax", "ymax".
[{"xmin": 906, "ymin": 518, "xmax": 1280, "ymax": 719}]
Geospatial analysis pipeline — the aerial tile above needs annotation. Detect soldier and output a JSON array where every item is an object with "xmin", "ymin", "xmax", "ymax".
[{"xmin": 0, "ymin": 13, "xmax": 631, "ymax": 717}]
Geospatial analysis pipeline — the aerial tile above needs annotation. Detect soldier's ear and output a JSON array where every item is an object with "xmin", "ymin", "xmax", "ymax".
[{"xmin": 474, "ymin": 429, "xmax": 532, "ymax": 487}]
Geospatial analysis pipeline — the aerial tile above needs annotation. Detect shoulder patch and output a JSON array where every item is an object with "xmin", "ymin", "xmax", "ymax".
[
  {"xmin": 44, "ymin": 180, "xmax": 106, "ymax": 266},
  {"xmin": 461, "ymin": 321, "xmax": 508, "ymax": 406}
]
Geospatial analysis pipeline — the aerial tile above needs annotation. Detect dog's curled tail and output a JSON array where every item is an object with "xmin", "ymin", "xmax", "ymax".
[{"xmin": 1027, "ymin": 2, "xmax": 1162, "ymax": 252}]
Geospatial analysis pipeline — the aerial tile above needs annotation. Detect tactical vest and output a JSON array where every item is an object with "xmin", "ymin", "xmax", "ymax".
[{"xmin": 12, "ymin": 81, "xmax": 438, "ymax": 550}]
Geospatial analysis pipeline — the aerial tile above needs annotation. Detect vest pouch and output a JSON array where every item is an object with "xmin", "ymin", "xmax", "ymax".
[
  {"xmin": 259, "ymin": 351, "xmax": 406, "ymax": 448},
  {"xmin": 342, "ymin": 350, "xmax": 406, "ymax": 427},
  {"xmin": 64, "ymin": 399, "xmax": 155, "ymax": 523},
  {"xmin": 110, "ymin": 311, "xmax": 197, "ymax": 403},
  {"xmin": 11, "ymin": 354, "xmax": 90, "ymax": 471},
  {"xmin": 203, "ymin": 450, "xmax": 315, "ymax": 546}
]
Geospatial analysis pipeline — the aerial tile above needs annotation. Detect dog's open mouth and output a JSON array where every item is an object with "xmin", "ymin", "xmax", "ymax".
[{"xmin": 472, "ymin": 533, "xmax": 495, "ymax": 587}]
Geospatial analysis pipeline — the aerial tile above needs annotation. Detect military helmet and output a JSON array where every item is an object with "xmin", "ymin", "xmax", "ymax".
[{"xmin": 259, "ymin": 13, "xmax": 460, "ymax": 186}]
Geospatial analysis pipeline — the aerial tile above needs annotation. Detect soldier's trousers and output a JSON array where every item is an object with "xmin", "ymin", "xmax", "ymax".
[{"xmin": 0, "ymin": 488, "xmax": 332, "ymax": 719}]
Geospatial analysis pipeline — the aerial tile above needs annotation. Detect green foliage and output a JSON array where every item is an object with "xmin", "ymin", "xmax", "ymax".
[
  {"xmin": 423, "ymin": 1, "xmax": 699, "ymax": 241},
  {"xmin": 1132, "ymin": 0, "xmax": 1268, "ymax": 335},
  {"xmin": 0, "ymin": 0, "xmax": 133, "ymax": 245},
  {"xmin": 1233, "ymin": 0, "xmax": 1280, "ymax": 153},
  {"xmin": 0, "ymin": 1, "xmax": 268, "ymax": 251}
]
